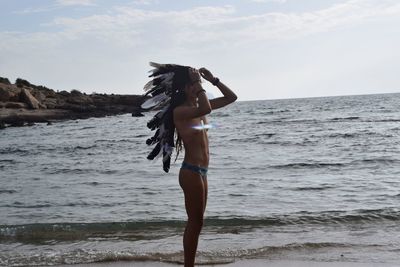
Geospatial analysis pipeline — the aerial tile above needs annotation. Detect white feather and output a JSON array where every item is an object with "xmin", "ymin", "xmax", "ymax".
[
  {"xmin": 141, "ymin": 93, "xmax": 170, "ymax": 110},
  {"xmin": 143, "ymin": 80, "xmax": 154, "ymax": 91},
  {"xmin": 158, "ymin": 124, "xmax": 166, "ymax": 139},
  {"xmin": 149, "ymin": 62, "xmax": 166, "ymax": 69},
  {"xmin": 162, "ymin": 144, "xmax": 173, "ymax": 163}
]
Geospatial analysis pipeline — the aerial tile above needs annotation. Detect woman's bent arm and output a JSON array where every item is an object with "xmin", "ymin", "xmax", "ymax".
[
  {"xmin": 199, "ymin": 67, "xmax": 237, "ymax": 110},
  {"xmin": 174, "ymin": 83, "xmax": 211, "ymax": 120}
]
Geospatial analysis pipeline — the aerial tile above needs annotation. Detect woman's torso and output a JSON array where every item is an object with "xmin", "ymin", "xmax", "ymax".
[{"xmin": 174, "ymin": 116, "xmax": 209, "ymax": 167}]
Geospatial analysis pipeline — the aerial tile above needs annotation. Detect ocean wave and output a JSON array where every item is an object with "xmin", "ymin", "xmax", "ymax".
[
  {"xmin": 365, "ymin": 119, "xmax": 400, "ymax": 123},
  {"xmin": 0, "ymin": 241, "xmax": 383, "ymax": 267},
  {"xmin": 42, "ymin": 167, "xmax": 96, "ymax": 175},
  {"xmin": 352, "ymin": 158, "xmax": 400, "ymax": 165},
  {"xmin": 0, "ymin": 147, "xmax": 30, "ymax": 156},
  {"xmin": 0, "ymin": 159, "xmax": 17, "ymax": 163},
  {"xmin": 256, "ymin": 116, "xmax": 400, "ymax": 125},
  {"xmin": 329, "ymin": 116, "xmax": 360, "ymax": 121},
  {"xmin": 292, "ymin": 186, "xmax": 336, "ymax": 191},
  {"xmin": 255, "ymin": 133, "xmax": 276, "ymax": 138},
  {"xmin": 2, "ymin": 202, "xmax": 52, "ymax": 209},
  {"xmin": 270, "ymin": 162, "xmax": 345, "ymax": 169},
  {"xmin": 94, "ymin": 138, "xmax": 136, "ymax": 143},
  {"xmin": 269, "ymin": 158, "xmax": 399, "ymax": 169},
  {"xmin": 1, "ymin": 201, "xmax": 125, "ymax": 209},
  {"xmin": 41, "ymin": 167, "xmax": 121, "ymax": 175},
  {"xmin": 1, "ymin": 208, "xmax": 399, "ymax": 243},
  {"xmin": 0, "ymin": 189, "xmax": 18, "ymax": 194},
  {"xmin": 328, "ymin": 132, "xmax": 393, "ymax": 138},
  {"xmin": 63, "ymin": 144, "xmax": 98, "ymax": 152}
]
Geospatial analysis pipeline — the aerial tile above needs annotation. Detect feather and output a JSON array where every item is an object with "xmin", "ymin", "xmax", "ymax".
[
  {"xmin": 143, "ymin": 80, "xmax": 155, "ymax": 92},
  {"xmin": 163, "ymin": 156, "xmax": 171, "ymax": 173},
  {"xmin": 147, "ymin": 142, "xmax": 161, "ymax": 160},
  {"xmin": 162, "ymin": 144, "xmax": 173, "ymax": 163},
  {"xmin": 162, "ymin": 144, "xmax": 172, "ymax": 173},
  {"xmin": 147, "ymin": 107, "xmax": 168, "ymax": 130},
  {"xmin": 147, "ymin": 117, "xmax": 160, "ymax": 130},
  {"xmin": 145, "ymin": 85, "xmax": 162, "ymax": 96},
  {"xmin": 141, "ymin": 93, "xmax": 170, "ymax": 111},
  {"xmin": 146, "ymin": 129, "xmax": 160, "ymax": 145},
  {"xmin": 149, "ymin": 62, "xmax": 165, "ymax": 69},
  {"xmin": 144, "ymin": 62, "xmax": 190, "ymax": 172},
  {"xmin": 145, "ymin": 86, "xmax": 164, "ymax": 97},
  {"xmin": 158, "ymin": 124, "xmax": 166, "ymax": 139},
  {"xmin": 146, "ymin": 73, "xmax": 174, "ymax": 94}
]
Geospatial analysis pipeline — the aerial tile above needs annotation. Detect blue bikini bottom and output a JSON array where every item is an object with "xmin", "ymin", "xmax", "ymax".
[{"xmin": 181, "ymin": 161, "xmax": 208, "ymax": 178}]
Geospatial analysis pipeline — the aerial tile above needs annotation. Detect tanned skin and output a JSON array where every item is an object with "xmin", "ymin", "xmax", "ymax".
[{"xmin": 173, "ymin": 67, "xmax": 237, "ymax": 267}]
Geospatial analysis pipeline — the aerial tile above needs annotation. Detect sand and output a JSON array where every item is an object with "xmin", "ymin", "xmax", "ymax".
[{"xmin": 55, "ymin": 260, "xmax": 398, "ymax": 267}]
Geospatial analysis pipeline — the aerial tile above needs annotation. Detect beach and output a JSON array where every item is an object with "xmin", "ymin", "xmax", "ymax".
[{"xmin": 55, "ymin": 260, "xmax": 399, "ymax": 267}]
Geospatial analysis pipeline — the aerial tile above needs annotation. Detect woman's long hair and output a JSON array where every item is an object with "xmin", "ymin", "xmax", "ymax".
[{"xmin": 143, "ymin": 63, "xmax": 190, "ymax": 173}]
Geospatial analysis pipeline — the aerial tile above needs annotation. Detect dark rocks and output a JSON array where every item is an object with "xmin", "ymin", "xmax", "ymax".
[
  {"xmin": 0, "ymin": 76, "xmax": 143, "ymax": 128},
  {"xmin": 58, "ymin": 90, "xmax": 70, "ymax": 97},
  {"xmin": 0, "ymin": 84, "xmax": 21, "ymax": 102},
  {"xmin": 132, "ymin": 108, "xmax": 144, "ymax": 117},
  {"xmin": 0, "ymin": 77, "xmax": 11, "ymax": 85},
  {"xmin": 4, "ymin": 102, "xmax": 28, "ymax": 109},
  {"xmin": 9, "ymin": 121, "xmax": 25, "ymax": 127},
  {"xmin": 15, "ymin": 78, "xmax": 32, "ymax": 88},
  {"xmin": 42, "ymin": 98, "xmax": 57, "ymax": 109},
  {"xmin": 20, "ymin": 88, "xmax": 40, "ymax": 109},
  {"xmin": 132, "ymin": 112, "xmax": 144, "ymax": 117},
  {"xmin": 0, "ymin": 121, "xmax": 5, "ymax": 129}
]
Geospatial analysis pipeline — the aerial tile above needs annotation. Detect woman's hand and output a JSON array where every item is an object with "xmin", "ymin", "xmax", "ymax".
[
  {"xmin": 188, "ymin": 68, "xmax": 201, "ymax": 84},
  {"xmin": 199, "ymin": 68, "xmax": 215, "ymax": 83}
]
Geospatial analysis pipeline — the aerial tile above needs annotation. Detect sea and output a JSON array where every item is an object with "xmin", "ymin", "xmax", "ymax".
[{"xmin": 1, "ymin": 93, "xmax": 400, "ymax": 266}]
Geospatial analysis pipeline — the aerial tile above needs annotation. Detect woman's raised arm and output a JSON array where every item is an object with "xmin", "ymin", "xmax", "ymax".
[{"xmin": 199, "ymin": 67, "xmax": 237, "ymax": 110}]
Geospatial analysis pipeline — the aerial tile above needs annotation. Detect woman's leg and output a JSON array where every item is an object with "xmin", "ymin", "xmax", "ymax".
[
  {"xmin": 179, "ymin": 169, "xmax": 206, "ymax": 267},
  {"xmin": 203, "ymin": 177, "xmax": 208, "ymax": 214}
]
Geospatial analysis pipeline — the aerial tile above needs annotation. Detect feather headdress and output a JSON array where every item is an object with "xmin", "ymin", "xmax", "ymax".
[{"xmin": 142, "ymin": 62, "xmax": 191, "ymax": 173}]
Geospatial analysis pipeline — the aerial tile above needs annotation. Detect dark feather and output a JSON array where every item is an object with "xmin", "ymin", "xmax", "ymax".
[
  {"xmin": 147, "ymin": 117, "xmax": 161, "ymax": 130},
  {"xmin": 146, "ymin": 129, "xmax": 160, "ymax": 145},
  {"xmin": 163, "ymin": 154, "xmax": 171, "ymax": 173},
  {"xmin": 147, "ymin": 143, "xmax": 161, "ymax": 160}
]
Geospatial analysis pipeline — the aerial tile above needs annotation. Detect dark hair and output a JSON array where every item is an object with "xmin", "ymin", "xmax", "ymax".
[{"xmin": 145, "ymin": 64, "xmax": 191, "ymax": 172}]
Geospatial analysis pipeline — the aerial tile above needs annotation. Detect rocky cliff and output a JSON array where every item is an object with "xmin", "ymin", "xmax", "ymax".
[{"xmin": 0, "ymin": 77, "xmax": 144, "ymax": 128}]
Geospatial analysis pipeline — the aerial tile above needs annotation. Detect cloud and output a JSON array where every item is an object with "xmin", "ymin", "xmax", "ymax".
[
  {"xmin": 38, "ymin": 0, "xmax": 400, "ymax": 48},
  {"xmin": 7, "ymin": 0, "xmax": 400, "ymax": 53},
  {"xmin": 251, "ymin": 0, "xmax": 287, "ymax": 3},
  {"xmin": 56, "ymin": 0, "xmax": 95, "ymax": 6},
  {"xmin": 13, "ymin": 0, "xmax": 96, "ymax": 14},
  {"xmin": 13, "ymin": 6, "xmax": 56, "ymax": 14},
  {"xmin": 131, "ymin": 0, "xmax": 158, "ymax": 5}
]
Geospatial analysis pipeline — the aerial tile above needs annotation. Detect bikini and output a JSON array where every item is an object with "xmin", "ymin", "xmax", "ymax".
[{"xmin": 181, "ymin": 161, "xmax": 208, "ymax": 178}]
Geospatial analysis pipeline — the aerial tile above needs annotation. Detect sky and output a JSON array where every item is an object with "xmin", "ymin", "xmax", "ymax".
[{"xmin": 0, "ymin": 0, "xmax": 399, "ymax": 101}]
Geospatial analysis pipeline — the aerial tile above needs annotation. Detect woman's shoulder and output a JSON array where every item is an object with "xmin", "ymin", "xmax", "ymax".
[{"xmin": 173, "ymin": 104, "xmax": 192, "ymax": 118}]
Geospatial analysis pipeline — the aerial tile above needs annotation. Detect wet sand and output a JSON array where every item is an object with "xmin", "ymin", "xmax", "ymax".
[{"xmin": 55, "ymin": 260, "xmax": 398, "ymax": 267}]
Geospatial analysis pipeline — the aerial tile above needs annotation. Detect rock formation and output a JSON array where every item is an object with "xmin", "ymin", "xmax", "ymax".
[{"xmin": 0, "ymin": 77, "xmax": 144, "ymax": 128}]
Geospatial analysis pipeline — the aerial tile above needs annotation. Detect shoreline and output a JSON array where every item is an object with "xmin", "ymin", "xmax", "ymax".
[
  {"xmin": 54, "ymin": 260, "xmax": 400, "ymax": 267},
  {"xmin": 0, "ymin": 107, "xmax": 143, "ymax": 127}
]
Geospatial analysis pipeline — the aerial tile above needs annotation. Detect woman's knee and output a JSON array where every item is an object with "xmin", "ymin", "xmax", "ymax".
[{"xmin": 187, "ymin": 216, "xmax": 204, "ymax": 231}]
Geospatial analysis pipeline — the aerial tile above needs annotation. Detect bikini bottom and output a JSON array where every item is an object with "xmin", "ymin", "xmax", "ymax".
[{"xmin": 181, "ymin": 161, "xmax": 208, "ymax": 179}]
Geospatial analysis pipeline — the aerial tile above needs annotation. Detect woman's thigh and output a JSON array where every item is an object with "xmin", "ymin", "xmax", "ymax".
[{"xmin": 179, "ymin": 169, "xmax": 205, "ymax": 220}]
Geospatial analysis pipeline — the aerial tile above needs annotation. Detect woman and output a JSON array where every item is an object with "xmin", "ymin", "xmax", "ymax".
[{"xmin": 143, "ymin": 63, "xmax": 237, "ymax": 267}]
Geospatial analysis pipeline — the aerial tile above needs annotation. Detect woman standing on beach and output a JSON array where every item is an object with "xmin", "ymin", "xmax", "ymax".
[{"xmin": 144, "ymin": 63, "xmax": 237, "ymax": 267}]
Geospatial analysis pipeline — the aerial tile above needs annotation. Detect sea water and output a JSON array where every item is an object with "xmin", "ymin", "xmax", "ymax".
[{"xmin": 1, "ymin": 93, "xmax": 400, "ymax": 266}]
